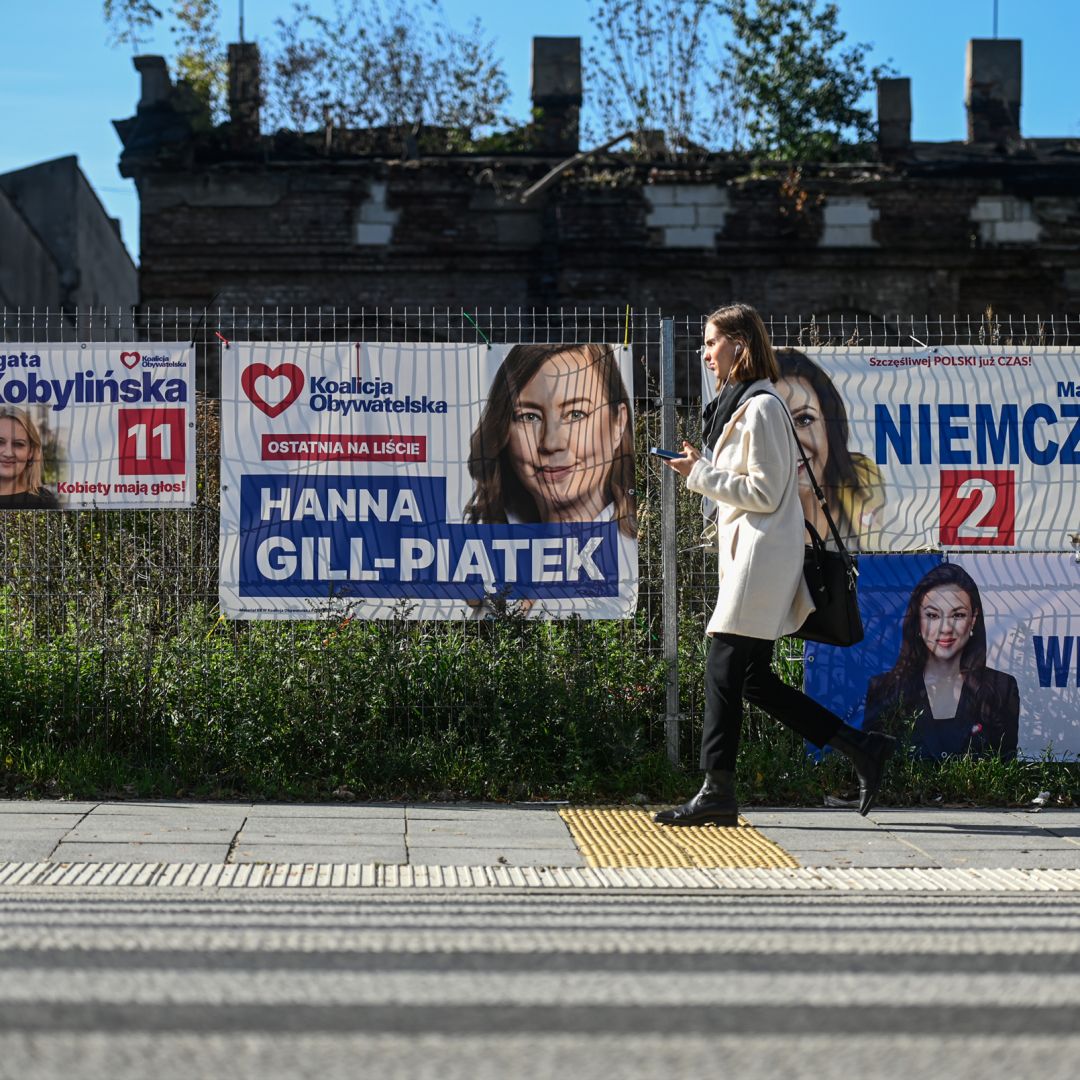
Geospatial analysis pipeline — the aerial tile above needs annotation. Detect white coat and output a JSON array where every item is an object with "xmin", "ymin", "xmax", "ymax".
[{"xmin": 686, "ymin": 379, "xmax": 815, "ymax": 639}]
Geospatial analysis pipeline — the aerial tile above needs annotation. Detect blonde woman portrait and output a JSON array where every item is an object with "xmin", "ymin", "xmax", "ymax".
[{"xmin": 0, "ymin": 407, "xmax": 60, "ymax": 510}]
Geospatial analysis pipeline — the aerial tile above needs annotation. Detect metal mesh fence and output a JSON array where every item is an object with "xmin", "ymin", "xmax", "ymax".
[{"xmin": 1, "ymin": 307, "xmax": 1075, "ymax": 777}]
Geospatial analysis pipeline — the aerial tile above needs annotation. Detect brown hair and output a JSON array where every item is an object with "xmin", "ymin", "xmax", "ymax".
[
  {"xmin": 464, "ymin": 343, "xmax": 637, "ymax": 538},
  {"xmin": 885, "ymin": 563, "xmax": 988, "ymax": 693},
  {"xmin": 776, "ymin": 347, "xmax": 865, "ymax": 498},
  {"xmin": 705, "ymin": 302, "xmax": 780, "ymax": 383},
  {"xmin": 0, "ymin": 407, "xmax": 45, "ymax": 494}
]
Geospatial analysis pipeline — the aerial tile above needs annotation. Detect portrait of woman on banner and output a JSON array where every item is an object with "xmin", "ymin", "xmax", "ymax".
[
  {"xmin": 774, "ymin": 348, "xmax": 885, "ymax": 550},
  {"xmin": 0, "ymin": 407, "xmax": 61, "ymax": 510},
  {"xmin": 864, "ymin": 563, "xmax": 1020, "ymax": 760},
  {"xmin": 464, "ymin": 342, "xmax": 637, "ymax": 616}
]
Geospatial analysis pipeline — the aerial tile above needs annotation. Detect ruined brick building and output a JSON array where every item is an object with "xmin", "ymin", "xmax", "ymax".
[{"xmin": 115, "ymin": 37, "xmax": 1080, "ymax": 322}]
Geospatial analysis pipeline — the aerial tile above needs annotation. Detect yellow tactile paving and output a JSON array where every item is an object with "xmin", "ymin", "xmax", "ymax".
[{"xmin": 559, "ymin": 806, "xmax": 800, "ymax": 869}]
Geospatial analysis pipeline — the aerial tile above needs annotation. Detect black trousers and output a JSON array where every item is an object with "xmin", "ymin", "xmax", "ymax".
[{"xmin": 701, "ymin": 633, "xmax": 844, "ymax": 771}]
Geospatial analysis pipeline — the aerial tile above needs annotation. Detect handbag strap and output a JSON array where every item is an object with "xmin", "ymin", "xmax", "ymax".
[{"xmin": 747, "ymin": 389, "xmax": 858, "ymax": 578}]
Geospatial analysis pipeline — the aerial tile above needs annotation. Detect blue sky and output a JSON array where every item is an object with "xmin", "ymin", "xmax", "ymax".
[{"xmin": 2, "ymin": 1, "xmax": 1077, "ymax": 265}]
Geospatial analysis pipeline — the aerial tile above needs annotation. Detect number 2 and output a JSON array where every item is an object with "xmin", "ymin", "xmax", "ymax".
[
  {"xmin": 939, "ymin": 469, "xmax": 1015, "ymax": 547},
  {"xmin": 954, "ymin": 477, "xmax": 998, "ymax": 539}
]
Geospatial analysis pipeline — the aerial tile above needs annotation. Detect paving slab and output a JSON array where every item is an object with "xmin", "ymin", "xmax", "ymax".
[
  {"xmin": 405, "ymin": 805, "xmax": 570, "ymax": 821},
  {"xmin": 0, "ymin": 826, "xmax": 75, "ymax": 850},
  {"xmin": 746, "ymin": 826, "xmax": 921, "ymax": 854},
  {"xmin": 404, "ymin": 845, "xmax": 585, "ymax": 866},
  {"xmin": 882, "ymin": 823, "xmax": 1072, "ymax": 844},
  {"xmin": 77, "ymin": 812, "xmax": 249, "ymax": 833},
  {"xmin": 83, "ymin": 802, "xmax": 251, "ymax": 817},
  {"xmin": 230, "ymin": 843, "xmax": 407, "ymax": 864},
  {"xmin": 869, "ymin": 809, "xmax": 1033, "ymax": 826},
  {"xmin": 0, "ymin": 837, "xmax": 64, "ymax": 861},
  {"xmin": 407, "ymin": 814, "xmax": 573, "ymax": 835},
  {"xmin": 0, "ymin": 819, "xmax": 76, "ymax": 860},
  {"xmin": 245, "ymin": 804, "xmax": 405, "ymax": 820},
  {"xmin": 1021, "ymin": 818, "xmax": 1080, "ymax": 841},
  {"xmin": 797, "ymin": 850, "xmax": 944, "ymax": 868},
  {"xmin": 53, "ymin": 842, "xmax": 233, "ymax": 862},
  {"xmin": 0, "ymin": 801, "xmax": 97, "ymax": 814},
  {"xmin": 239, "ymin": 818, "xmax": 403, "ymax": 839},
  {"xmin": 61, "ymin": 827, "xmax": 239, "ymax": 844},
  {"xmin": 746, "ymin": 809, "xmax": 879, "ymax": 829},
  {"xmin": 404, "ymin": 828, "xmax": 573, "ymax": 849},
  {"xmin": 916, "ymin": 849, "xmax": 1080, "ymax": 869},
  {"xmin": 742, "ymin": 807, "xmax": 1080, "ymax": 870},
  {"xmin": 1018, "ymin": 810, "xmax": 1080, "ymax": 825},
  {"xmin": 0, "ymin": 812, "xmax": 86, "ymax": 828}
]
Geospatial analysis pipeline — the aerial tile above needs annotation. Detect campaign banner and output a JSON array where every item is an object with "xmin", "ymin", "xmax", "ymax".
[
  {"xmin": 0, "ymin": 343, "xmax": 195, "ymax": 509},
  {"xmin": 219, "ymin": 342, "xmax": 638, "ymax": 620},
  {"xmin": 758, "ymin": 345, "xmax": 1080, "ymax": 551},
  {"xmin": 805, "ymin": 553, "xmax": 1080, "ymax": 759}
]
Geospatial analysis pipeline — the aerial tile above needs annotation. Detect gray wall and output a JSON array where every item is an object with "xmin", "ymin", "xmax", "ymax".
[
  {"xmin": 0, "ymin": 156, "xmax": 137, "ymax": 309},
  {"xmin": 0, "ymin": 189, "xmax": 62, "ymax": 309}
]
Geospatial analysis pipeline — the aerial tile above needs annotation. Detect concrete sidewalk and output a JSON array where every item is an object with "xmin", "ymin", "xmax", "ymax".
[{"xmin": 1, "ymin": 799, "xmax": 1078, "ymax": 872}]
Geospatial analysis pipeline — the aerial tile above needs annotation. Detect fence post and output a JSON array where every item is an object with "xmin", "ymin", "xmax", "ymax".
[{"xmin": 660, "ymin": 317, "xmax": 680, "ymax": 764}]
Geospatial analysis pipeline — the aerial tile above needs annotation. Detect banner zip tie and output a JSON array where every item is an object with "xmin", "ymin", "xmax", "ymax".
[{"xmin": 463, "ymin": 311, "xmax": 490, "ymax": 345}]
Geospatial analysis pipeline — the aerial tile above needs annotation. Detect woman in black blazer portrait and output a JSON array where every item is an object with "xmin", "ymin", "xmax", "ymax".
[{"xmin": 865, "ymin": 563, "xmax": 1019, "ymax": 760}]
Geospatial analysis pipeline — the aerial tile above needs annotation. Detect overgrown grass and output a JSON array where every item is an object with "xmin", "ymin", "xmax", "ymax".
[
  {"xmin": 2, "ymin": 584, "xmax": 1075, "ymax": 805},
  {"xmin": 0, "ymin": 591, "xmax": 679, "ymax": 800},
  {"xmin": 1, "ymin": 396, "xmax": 1077, "ymax": 805}
]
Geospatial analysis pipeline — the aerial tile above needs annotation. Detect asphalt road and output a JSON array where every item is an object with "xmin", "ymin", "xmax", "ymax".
[{"xmin": 2, "ymin": 887, "xmax": 1079, "ymax": 1079}]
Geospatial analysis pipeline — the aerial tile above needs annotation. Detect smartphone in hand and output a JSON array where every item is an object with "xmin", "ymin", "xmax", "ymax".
[{"xmin": 649, "ymin": 447, "xmax": 683, "ymax": 460}]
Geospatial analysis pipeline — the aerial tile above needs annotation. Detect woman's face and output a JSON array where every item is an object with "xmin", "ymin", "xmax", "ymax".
[
  {"xmin": 0, "ymin": 417, "xmax": 33, "ymax": 491},
  {"xmin": 701, "ymin": 322, "xmax": 741, "ymax": 391},
  {"xmin": 777, "ymin": 376, "xmax": 827, "ymax": 492},
  {"xmin": 919, "ymin": 585, "xmax": 976, "ymax": 662},
  {"xmin": 506, "ymin": 351, "xmax": 627, "ymax": 523}
]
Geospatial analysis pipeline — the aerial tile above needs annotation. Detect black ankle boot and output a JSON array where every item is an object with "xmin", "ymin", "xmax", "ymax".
[
  {"xmin": 828, "ymin": 726, "xmax": 897, "ymax": 816},
  {"xmin": 654, "ymin": 769, "xmax": 738, "ymax": 827}
]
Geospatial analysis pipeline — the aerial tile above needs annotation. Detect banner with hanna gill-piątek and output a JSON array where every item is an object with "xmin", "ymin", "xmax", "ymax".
[
  {"xmin": 768, "ymin": 345, "xmax": 1080, "ymax": 552},
  {"xmin": 218, "ymin": 342, "xmax": 638, "ymax": 620},
  {"xmin": 0, "ymin": 343, "xmax": 195, "ymax": 510}
]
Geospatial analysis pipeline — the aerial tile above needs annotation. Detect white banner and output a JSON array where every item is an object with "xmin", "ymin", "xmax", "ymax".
[
  {"xmin": 219, "ymin": 342, "xmax": 638, "ymax": 620},
  {"xmin": 0, "ymin": 343, "xmax": 195, "ymax": 509},
  {"xmin": 767, "ymin": 346, "xmax": 1080, "ymax": 551}
]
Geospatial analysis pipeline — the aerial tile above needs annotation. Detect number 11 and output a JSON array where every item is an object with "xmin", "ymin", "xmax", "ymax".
[{"xmin": 126, "ymin": 422, "xmax": 172, "ymax": 461}]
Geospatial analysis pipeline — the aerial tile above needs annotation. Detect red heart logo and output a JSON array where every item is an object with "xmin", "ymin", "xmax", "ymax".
[
  {"xmin": 120, "ymin": 351, "xmax": 141, "ymax": 369},
  {"xmin": 241, "ymin": 363, "xmax": 305, "ymax": 418}
]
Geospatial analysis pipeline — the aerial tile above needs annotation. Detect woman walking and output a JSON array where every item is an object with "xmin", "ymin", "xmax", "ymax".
[{"xmin": 655, "ymin": 304, "xmax": 895, "ymax": 827}]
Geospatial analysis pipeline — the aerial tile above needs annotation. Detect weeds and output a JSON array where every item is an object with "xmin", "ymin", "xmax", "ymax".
[{"xmin": 2, "ymin": 395, "xmax": 1075, "ymax": 805}]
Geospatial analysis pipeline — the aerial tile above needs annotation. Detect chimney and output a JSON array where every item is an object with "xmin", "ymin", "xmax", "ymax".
[
  {"xmin": 133, "ymin": 56, "xmax": 172, "ymax": 108},
  {"xmin": 531, "ymin": 37, "xmax": 581, "ymax": 155},
  {"xmin": 877, "ymin": 78, "xmax": 911, "ymax": 156},
  {"xmin": 965, "ymin": 39, "xmax": 1021, "ymax": 145},
  {"xmin": 228, "ymin": 42, "xmax": 261, "ymax": 147}
]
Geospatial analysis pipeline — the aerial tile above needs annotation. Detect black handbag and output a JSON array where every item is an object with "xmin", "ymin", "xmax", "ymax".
[{"xmin": 785, "ymin": 414, "xmax": 864, "ymax": 647}]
